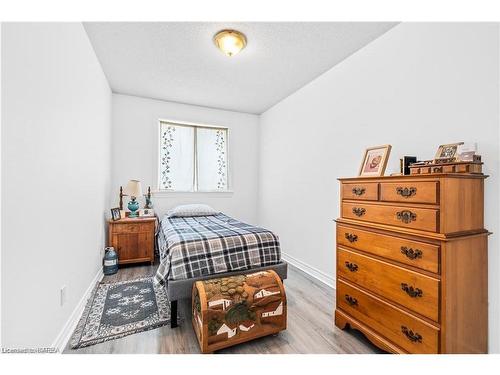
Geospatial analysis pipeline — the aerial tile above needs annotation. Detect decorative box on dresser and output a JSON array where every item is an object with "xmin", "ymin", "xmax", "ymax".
[
  {"xmin": 108, "ymin": 217, "xmax": 156, "ymax": 266},
  {"xmin": 334, "ymin": 174, "xmax": 489, "ymax": 354}
]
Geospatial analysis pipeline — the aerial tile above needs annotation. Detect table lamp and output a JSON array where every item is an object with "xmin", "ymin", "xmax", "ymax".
[{"xmin": 123, "ymin": 179, "xmax": 143, "ymax": 218}]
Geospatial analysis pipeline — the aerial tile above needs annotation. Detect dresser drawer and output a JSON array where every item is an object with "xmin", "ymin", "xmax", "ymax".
[
  {"xmin": 342, "ymin": 202, "xmax": 439, "ymax": 233},
  {"xmin": 337, "ymin": 225, "xmax": 440, "ymax": 274},
  {"xmin": 337, "ymin": 280, "xmax": 439, "ymax": 354},
  {"xmin": 342, "ymin": 182, "xmax": 378, "ymax": 201},
  {"xmin": 111, "ymin": 222, "xmax": 153, "ymax": 234},
  {"xmin": 337, "ymin": 247, "xmax": 440, "ymax": 321},
  {"xmin": 380, "ymin": 181, "xmax": 439, "ymax": 204}
]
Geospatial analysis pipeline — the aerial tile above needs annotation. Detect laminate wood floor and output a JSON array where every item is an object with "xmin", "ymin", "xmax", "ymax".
[{"xmin": 64, "ymin": 263, "xmax": 383, "ymax": 354}]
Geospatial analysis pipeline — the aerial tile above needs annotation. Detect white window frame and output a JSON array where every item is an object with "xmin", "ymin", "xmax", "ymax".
[{"xmin": 155, "ymin": 119, "xmax": 232, "ymax": 194}]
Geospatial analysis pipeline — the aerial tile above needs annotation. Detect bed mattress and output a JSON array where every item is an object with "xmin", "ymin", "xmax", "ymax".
[{"xmin": 154, "ymin": 213, "xmax": 281, "ymax": 284}]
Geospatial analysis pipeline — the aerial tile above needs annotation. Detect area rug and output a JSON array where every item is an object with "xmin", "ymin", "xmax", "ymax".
[{"xmin": 70, "ymin": 276, "xmax": 171, "ymax": 348}]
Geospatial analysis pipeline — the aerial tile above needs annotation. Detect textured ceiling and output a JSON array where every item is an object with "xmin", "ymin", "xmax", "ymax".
[{"xmin": 84, "ymin": 22, "xmax": 397, "ymax": 114}]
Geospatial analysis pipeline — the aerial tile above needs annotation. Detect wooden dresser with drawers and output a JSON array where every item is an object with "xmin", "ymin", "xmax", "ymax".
[{"xmin": 335, "ymin": 174, "xmax": 489, "ymax": 353}]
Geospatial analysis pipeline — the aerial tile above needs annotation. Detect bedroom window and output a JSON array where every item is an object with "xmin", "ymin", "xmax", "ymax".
[{"xmin": 159, "ymin": 121, "xmax": 229, "ymax": 192}]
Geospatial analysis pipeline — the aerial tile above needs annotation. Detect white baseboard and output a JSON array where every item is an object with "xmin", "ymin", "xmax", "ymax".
[
  {"xmin": 282, "ymin": 252, "xmax": 335, "ymax": 289},
  {"xmin": 52, "ymin": 267, "xmax": 103, "ymax": 353}
]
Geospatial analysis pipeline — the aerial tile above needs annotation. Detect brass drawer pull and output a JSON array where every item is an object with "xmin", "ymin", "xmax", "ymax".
[
  {"xmin": 401, "ymin": 326, "xmax": 422, "ymax": 343},
  {"xmin": 344, "ymin": 294, "xmax": 358, "ymax": 306},
  {"xmin": 396, "ymin": 210, "xmax": 417, "ymax": 224},
  {"xmin": 400, "ymin": 246, "xmax": 423, "ymax": 260},
  {"xmin": 352, "ymin": 187, "xmax": 366, "ymax": 196},
  {"xmin": 401, "ymin": 283, "xmax": 423, "ymax": 298},
  {"xmin": 345, "ymin": 261, "xmax": 359, "ymax": 272},
  {"xmin": 396, "ymin": 187, "xmax": 417, "ymax": 198},
  {"xmin": 352, "ymin": 207, "xmax": 366, "ymax": 217},
  {"xmin": 345, "ymin": 233, "xmax": 358, "ymax": 243}
]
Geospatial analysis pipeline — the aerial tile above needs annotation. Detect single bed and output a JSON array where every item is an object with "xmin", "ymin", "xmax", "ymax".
[{"xmin": 154, "ymin": 212, "xmax": 287, "ymax": 327}]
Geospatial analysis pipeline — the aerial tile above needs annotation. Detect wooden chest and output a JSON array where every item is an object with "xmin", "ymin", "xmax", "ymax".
[
  {"xmin": 335, "ymin": 174, "xmax": 489, "ymax": 353},
  {"xmin": 192, "ymin": 270, "xmax": 287, "ymax": 353},
  {"xmin": 108, "ymin": 217, "xmax": 156, "ymax": 265}
]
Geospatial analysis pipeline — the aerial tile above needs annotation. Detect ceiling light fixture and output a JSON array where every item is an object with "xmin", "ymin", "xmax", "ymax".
[{"xmin": 213, "ymin": 29, "xmax": 247, "ymax": 57}]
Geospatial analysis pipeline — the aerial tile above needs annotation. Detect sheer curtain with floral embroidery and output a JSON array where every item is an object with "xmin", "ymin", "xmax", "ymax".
[{"xmin": 159, "ymin": 121, "xmax": 229, "ymax": 192}]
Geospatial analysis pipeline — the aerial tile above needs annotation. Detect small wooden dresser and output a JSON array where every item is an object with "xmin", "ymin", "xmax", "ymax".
[
  {"xmin": 108, "ymin": 217, "xmax": 156, "ymax": 265},
  {"xmin": 335, "ymin": 174, "xmax": 489, "ymax": 353}
]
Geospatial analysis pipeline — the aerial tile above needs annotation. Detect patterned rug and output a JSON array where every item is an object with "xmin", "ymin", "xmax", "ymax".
[{"xmin": 70, "ymin": 276, "xmax": 171, "ymax": 349}]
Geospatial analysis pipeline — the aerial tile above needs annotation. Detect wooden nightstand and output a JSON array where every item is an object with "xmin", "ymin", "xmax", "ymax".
[{"xmin": 108, "ymin": 217, "xmax": 156, "ymax": 265}]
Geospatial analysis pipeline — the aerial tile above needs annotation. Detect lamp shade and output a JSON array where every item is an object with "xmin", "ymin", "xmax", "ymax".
[{"xmin": 123, "ymin": 179, "xmax": 143, "ymax": 198}]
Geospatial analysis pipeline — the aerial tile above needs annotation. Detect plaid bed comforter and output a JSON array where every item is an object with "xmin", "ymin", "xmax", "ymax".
[{"xmin": 154, "ymin": 213, "xmax": 281, "ymax": 284}]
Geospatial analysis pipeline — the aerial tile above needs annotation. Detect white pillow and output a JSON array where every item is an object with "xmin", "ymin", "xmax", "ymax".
[{"xmin": 167, "ymin": 204, "xmax": 219, "ymax": 218}]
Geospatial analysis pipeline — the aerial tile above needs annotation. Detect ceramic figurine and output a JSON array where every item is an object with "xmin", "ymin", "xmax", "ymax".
[{"xmin": 144, "ymin": 186, "xmax": 153, "ymax": 209}]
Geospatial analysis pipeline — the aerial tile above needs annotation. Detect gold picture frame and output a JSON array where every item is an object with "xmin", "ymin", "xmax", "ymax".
[
  {"xmin": 434, "ymin": 142, "xmax": 464, "ymax": 163},
  {"xmin": 359, "ymin": 145, "xmax": 392, "ymax": 177}
]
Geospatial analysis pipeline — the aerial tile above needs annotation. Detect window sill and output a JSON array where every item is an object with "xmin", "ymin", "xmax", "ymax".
[{"xmin": 152, "ymin": 190, "xmax": 234, "ymax": 196}]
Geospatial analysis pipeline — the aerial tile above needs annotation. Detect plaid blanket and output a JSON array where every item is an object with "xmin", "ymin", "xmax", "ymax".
[{"xmin": 154, "ymin": 213, "xmax": 281, "ymax": 284}]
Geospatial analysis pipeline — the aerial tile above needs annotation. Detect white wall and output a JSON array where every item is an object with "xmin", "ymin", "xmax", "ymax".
[
  {"xmin": 259, "ymin": 23, "xmax": 500, "ymax": 352},
  {"xmin": 112, "ymin": 94, "xmax": 260, "ymax": 224},
  {"xmin": 1, "ymin": 23, "xmax": 112, "ymax": 348}
]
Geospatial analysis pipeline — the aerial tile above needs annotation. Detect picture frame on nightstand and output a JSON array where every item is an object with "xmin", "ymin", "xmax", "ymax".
[
  {"xmin": 110, "ymin": 207, "xmax": 121, "ymax": 221},
  {"xmin": 139, "ymin": 208, "xmax": 155, "ymax": 217}
]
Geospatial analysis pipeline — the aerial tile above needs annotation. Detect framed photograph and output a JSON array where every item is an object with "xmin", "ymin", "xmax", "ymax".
[
  {"xmin": 434, "ymin": 142, "xmax": 464, "ymax": 163},
  {"xmin": 139, "ymin": 208, "xmax": 155, "ymax": 217},
  {"xmin": 110, "ymin": 207, "xmax": 121, "ymax": 221},
  {"xmin": 359, "ymin": 145, "xmax": 392, "ymax": 177}
]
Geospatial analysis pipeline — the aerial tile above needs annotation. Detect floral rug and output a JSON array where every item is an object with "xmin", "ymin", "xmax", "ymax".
[{"xmin": 70, "ymin": 276, "xmax": 171, "ymax": 348}]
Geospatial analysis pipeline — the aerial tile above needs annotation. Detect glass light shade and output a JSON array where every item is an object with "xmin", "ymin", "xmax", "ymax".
[
  {"xmin": 213, "ymin": 30, "xmax": 247, "ymax": 57},
  {"xmin": 123, "ymin": 179, "xmax": 143, "ymax": 198}
]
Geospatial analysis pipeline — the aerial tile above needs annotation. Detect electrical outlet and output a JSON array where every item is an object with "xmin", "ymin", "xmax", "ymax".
[{"xmin": 60, "ymin": 285, "xmax": 67, "ymax": 306}]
